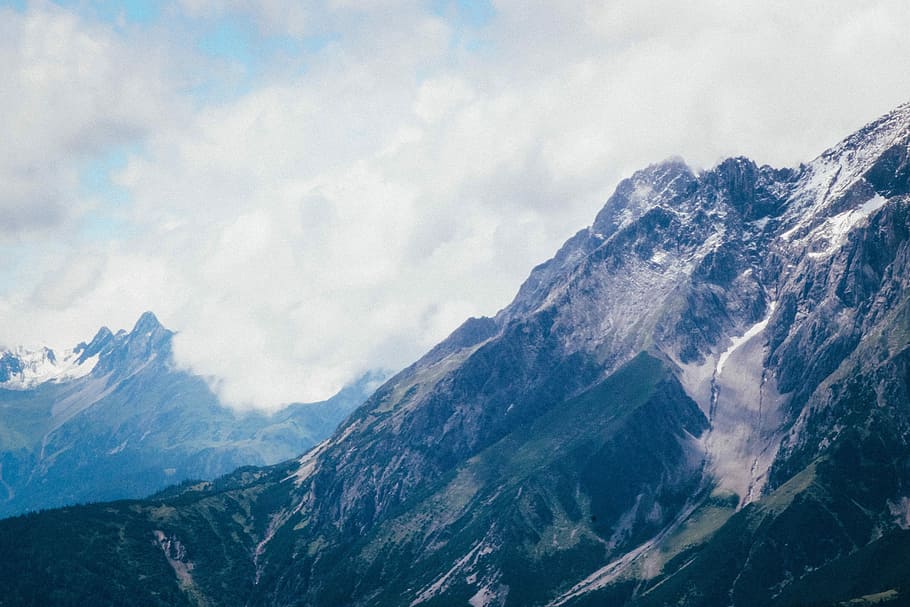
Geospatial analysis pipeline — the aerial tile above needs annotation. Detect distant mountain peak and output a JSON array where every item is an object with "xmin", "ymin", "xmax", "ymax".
[
  {"xmin": 591, "ymin": 157, "xmax": 697, "ymax": 237},
  {"xmin": 1, "ymin": 312, "xmax": 173, "ymax": 390},
  {"xmin": 131, "ymin": 311, "xmax": 163, "ymax": 335},
  {"xmin": 825, "ymin": 99, "xmax": 910, "ymax": 156},
  {"xmin": 0, "ymin": 311, "xmax": 379, "ymax": 519},
  {"xmin": 74, "ymin": 326, "xmax": 114, "ymax": 364}
]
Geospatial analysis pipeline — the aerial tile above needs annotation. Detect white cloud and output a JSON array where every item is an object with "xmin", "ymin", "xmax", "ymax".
[
  {"xmin": 2, "ymin": 1, "xmax": 910, "ymax": 410},
  {"xmin": 415, "ymin": 75, "xmax": 476, "ymax": 124},
  {"xmin": 0, "ymin": 3, "xmax": 177, "ymax": 237}
]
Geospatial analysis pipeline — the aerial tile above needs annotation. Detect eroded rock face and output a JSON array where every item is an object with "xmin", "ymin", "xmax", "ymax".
[{"xmin": 3, "ymin": 103, "xmax": 910, "ymax": 607}]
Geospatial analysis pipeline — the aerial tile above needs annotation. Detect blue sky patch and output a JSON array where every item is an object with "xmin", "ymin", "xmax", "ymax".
[
  {"xmin": 50, "ymin": 0, "xmax": 158, "ymax": 26},
  {"xmin": 431, "ymin": 0, "xmax": 495, "ymax": 28},
  {"xmin": 198, "ymin": 18, "xmax": 255, "ymax": 67},
  {"xmin": 80, "ymin": 146, "xmax": 132, "ymax": 202},
  {"xmin": 430, "ymin": 0, "xmax": 495, "ymax": 53},
  {"xmin": 78, "ymin": 145, "xmax": 138, "ymax": 241},
  {"xmin": 0, "ymin": 0, "xmax": 25, "ymax": 12}
]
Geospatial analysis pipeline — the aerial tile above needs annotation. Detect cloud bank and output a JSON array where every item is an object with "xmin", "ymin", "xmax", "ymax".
[{"xmin": 3, "ymin": 0, "xmax": 910, "ymax": 410}]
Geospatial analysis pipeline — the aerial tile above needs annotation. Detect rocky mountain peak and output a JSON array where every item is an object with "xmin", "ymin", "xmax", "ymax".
[
  {"xmin": 74, "ymin": 326, "xmax": 114, "ymax": 364},
  {"xmin": 782, "ymin": 102, "xmax": 910, "ymax": 231},
  {"xmin": 131, "ymin": 311, "xmax": 164, "ymax": 335},
  {"xmin": 591, "ymin": 157, "xmax": 697, "ymax": 237},
  {"xmin": 823, "ymin": 100, "xmax": 910, "ymax": 160},
  {"xmin": 0, "ymin": 311, "xmax": 378, "ymax": 520},
  {"xmin": 1, "ymin": 313, "xmax": 174, "ymax": 389},
  {"xmin": 91, "ymin": 312, "xmax": 173, "ymax": 377}
]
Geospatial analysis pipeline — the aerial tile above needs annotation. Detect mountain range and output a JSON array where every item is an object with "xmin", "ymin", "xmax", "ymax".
[
  {"xmin": 0, "ymin": 312, "xmax": 380, "ymax": 519},
  {"xmin": 2, "ymin": 102, "xmax": 910, "ymax": 606}
]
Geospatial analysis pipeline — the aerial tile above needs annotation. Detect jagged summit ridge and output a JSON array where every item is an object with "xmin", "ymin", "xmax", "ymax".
[
  {"xmin": 132, "ymin": 310, "xmax": 164, "ymax": 334},
  {"xmin": 0, "ymin": 311, "xmax": 170, "ymax": 390},
  {"xmin": 503, "ymin": 101, "xmax": 909, "ymax": 356},
  {"xmin": 781, "ymin": 101, "xmax": 910, "ymax": 238}
]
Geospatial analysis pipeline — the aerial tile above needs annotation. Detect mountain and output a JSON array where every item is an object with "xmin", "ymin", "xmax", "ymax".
[
  {"xmin": 1, "ymin": 102, "xmax": 910, "ymax": 607},
  {"xmin": 0, "ymin": 312, "xmax": 381, "ymax": 519}
]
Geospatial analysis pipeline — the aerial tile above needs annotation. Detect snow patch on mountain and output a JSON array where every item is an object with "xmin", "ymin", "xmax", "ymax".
[
  {"xmin": 779, "ymin": 102, "xmax": 909, "ymax": 243},
  {"xmin": 0, "ymin": 347, "xmax": 98, "ymax": 390},
  {"xmin": 802, "ymin": 194, "xmax": 889, "ymax": 258},
  {"xmin": 803, "ymin": 105, "xmax": 908, "ymax": 208},
  {"xmin": 716, "ymin": 302, "xmax": 777, "ymax": 376}
]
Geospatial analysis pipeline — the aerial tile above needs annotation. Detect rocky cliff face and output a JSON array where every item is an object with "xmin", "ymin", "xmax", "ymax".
[{"xmin": 1, "ymin": 103, "xmax": 910, "ymax": 607}]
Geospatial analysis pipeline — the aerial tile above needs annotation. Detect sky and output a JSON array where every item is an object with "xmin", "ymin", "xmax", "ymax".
[{"xmin": 2, "ymin": 0, "xmax": 910, "ymax": 411}]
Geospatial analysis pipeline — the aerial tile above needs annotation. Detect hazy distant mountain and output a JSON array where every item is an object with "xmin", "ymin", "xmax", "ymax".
[
  {"xmin": 2, "ymin": 103, "xmax": 910, "ymax": 607},
  {"xmin": 0, "ymin": 312, "xmax": 381, "ymax": 518}
]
